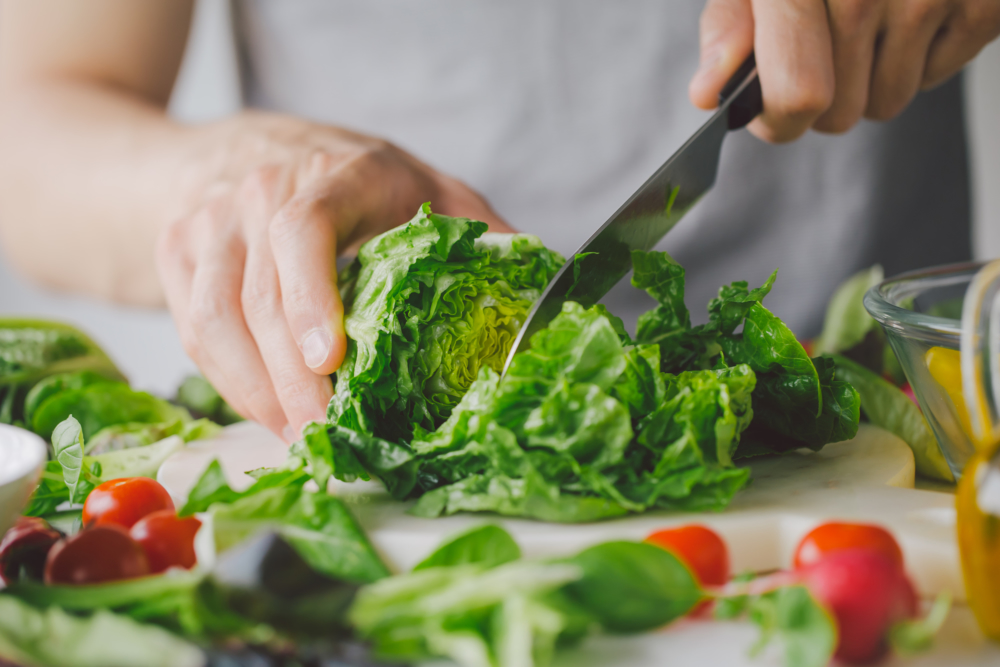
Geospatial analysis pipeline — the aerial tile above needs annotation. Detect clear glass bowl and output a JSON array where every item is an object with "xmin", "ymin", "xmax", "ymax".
[{"xmin": 865, "ymin": 262, "xmax": 981, "ymax": 480}]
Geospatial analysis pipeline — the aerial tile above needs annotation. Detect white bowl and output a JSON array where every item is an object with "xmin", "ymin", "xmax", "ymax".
[{"xmin": 0, "ymin": 424, "xmax": 47, "ymax": 536}]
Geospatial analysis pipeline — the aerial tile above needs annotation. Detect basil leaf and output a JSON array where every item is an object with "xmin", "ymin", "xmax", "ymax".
[
  {"xmin": 748, "ymin": 586, "xmax": 837, "ymax": 667},
  {"xmin": 563, "ymin": 541, "xmax": 701, "ymax": 632},
  {"xmin": 413, "ymin": 524, "xmax": 521, "ymax": 571},
  {"xmin": 51, "ymin": 415, "xmax": 85, "ymax": 503}
]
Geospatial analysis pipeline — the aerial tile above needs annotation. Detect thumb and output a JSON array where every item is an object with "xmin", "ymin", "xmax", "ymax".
[{"xmin": 689, "ymin": 0, "xmax": 755, "ymax": 110}]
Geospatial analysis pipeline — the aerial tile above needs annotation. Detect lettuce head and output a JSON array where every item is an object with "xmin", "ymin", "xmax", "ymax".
[{"xmin": 328, "ymin": 204, "xmax": 564, "ymax": 443}]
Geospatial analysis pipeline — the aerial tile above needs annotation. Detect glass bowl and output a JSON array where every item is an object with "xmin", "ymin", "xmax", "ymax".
[{"xmin": 865, "ymin": 262, "xmax": 981, "ymax": 480}]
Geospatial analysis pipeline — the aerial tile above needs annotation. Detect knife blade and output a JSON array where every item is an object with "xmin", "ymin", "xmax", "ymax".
[{"xmin": 501, "ymin": 54, "xmax": 763, "ymax": 376}]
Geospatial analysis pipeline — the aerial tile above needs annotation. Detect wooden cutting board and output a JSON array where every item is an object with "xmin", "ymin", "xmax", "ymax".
[{"xmin": 157, "ymin": 421, "xmax": 962, "ymax": 600}]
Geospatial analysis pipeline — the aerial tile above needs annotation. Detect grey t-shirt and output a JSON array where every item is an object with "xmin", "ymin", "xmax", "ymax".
[{"xmin": 233, "ymin": 0, "xmax": 970, "ymax": 337}]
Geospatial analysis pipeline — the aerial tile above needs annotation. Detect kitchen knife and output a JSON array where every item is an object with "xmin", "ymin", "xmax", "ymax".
[{"xmin": 501, "ymin": 54, "xmax": 763, "ymax": 376}]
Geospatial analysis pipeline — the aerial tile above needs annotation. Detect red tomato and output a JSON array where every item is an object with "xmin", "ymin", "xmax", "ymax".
[
  {"xmin": 45, "ymin": 524, "xmax": 149, "ymax": 585},
  {"xmin": 82, "ymin": 477, "xmax": 175, "ymax": 529},
  {"xmin": 645, "ymin": 525, "xmax": 730, "ymax": 586},
  {"xmin": 130, "ymin": 510, "xmax": 201, "ymax": 573},
  {"xmin": 793, "ymin": 522, "xmax": 904, "ymax": 571}
]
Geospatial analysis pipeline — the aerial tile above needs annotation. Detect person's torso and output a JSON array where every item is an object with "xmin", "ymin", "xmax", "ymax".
[{"xmin": 234, "ymin": 0, "xmax": 971, "ymax": 336}]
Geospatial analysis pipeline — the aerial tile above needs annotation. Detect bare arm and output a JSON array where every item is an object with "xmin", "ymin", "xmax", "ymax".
[
  {"xmin": 0, "ymin": 0, "xmax": 195, "ymax": 303},
  {"xmin": 0, "ymin": 0, "xmax": 509, "ymax": 440}
]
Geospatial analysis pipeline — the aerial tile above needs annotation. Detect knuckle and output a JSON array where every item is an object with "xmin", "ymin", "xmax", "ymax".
[
  {"xmin": 772, "ymin": 85, "xmax": 833, "ymax": 121},
  {"xmin": 899, "ymin": 0, "xmax": 939, "ymax": 29},
  {"xmin": 832, "ymin": 0, "xmax": 878, "ymax": 35},
  {"xmin": 240, "ymin": 274, "xmax": 279, "ymax": 322},
  {"xmin": 188, "ymin": 290, "xmax": 233, "ymax": 336}
]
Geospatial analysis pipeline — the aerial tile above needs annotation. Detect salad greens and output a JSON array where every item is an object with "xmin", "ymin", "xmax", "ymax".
[
  {"xmin": 350, "ymin": 524, "xmax": 700, "ymax": 667},
  {"xmin": 0, "ymin": 595, "xmax": 203, "ymax": 667},
  {"xmin": 328, "ymin": 202, "xmax": 564, "ymax": 443},
  {"xmin": 0, "ymin": 319, "xmax": 124, "ymax": 426},
  {"xmin": 309, "ymin": 207, "xmax": 861, "ymax": 521}
]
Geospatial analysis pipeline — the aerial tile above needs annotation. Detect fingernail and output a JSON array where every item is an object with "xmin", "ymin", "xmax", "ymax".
[
  {"xmin": 302, "ymin": 328, "xmax": 332, "ymax": 369},
  {"xmin": 282, "ymin": 424, "xmax": 296, "ymax": 442}
]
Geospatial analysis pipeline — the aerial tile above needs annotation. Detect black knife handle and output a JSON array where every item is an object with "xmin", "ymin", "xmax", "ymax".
[{"xmin": 718, "ymin": 52, "xmax": 762, "ymax": 130}]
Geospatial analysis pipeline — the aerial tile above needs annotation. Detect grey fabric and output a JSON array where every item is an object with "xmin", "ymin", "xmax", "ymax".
[{"xmin": 233, "ymin": 0, "xmax": 970, "ymax": 337}]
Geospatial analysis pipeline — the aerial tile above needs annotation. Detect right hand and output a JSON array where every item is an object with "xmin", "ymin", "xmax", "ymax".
[{"xmin": 156, "ymin": 113, "xmax": 512, "ymax": 442}]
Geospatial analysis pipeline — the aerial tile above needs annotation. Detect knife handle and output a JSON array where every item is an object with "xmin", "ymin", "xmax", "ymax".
[{"xmin": 719, "ymin": 52, "xmax": 763, "ymax": 130}]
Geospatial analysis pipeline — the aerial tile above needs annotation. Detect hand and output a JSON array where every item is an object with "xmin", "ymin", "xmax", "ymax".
[
  {"xmin": 689, "ymin": 0, "xmax": 1000, "ymax": 142},
  {"xmin": 156, "ymin": 113, "xmax": 512, "ymax": 442}
]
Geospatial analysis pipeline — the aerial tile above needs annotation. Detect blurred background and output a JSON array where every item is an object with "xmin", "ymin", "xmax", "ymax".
[{"xmin": 1, "ymin": 0, "xmax": 999, "ymax": 396}]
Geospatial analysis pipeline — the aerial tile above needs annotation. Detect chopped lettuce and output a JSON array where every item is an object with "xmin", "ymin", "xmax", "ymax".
[
  {"xmin": 632, "ymin": 250, "xmax": 860, "ymax": 457},
  {"xmin": 305, "ymin": 209, "xmax": 862, "ymax": 520},
  {"xmin": 311, "ymin": 300, "xmax": 757, "ymax": 521},
  {"xmin": 328, "ymin": 203, "xmax": 564, "ymax": 443}
]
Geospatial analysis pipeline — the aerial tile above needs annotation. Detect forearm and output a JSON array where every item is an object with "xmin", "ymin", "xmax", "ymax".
[{"xmin": 0, "ymin": 79, "xmax": 200, "ymax": 305}]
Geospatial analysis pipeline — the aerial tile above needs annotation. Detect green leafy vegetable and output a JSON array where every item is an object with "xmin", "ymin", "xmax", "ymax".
[
  {"xmin": 562, "ymin": 541, "xmax": 700, "ymax": 632},
  {"xmin": 211, "ymin": 485, "xmax": 389, "ymax": 584},
  {"xmin": 310, "ymin": 211, "xmax": 860, "ymax": 521},
  {"xmin": 352, "ymin": 528, "xmax": 706, "ymax": 667},
  {"xmin": 833, "ymin": 354, "xmax": 952, "ymax": 481},
  {"xmin": 0, "ymin": 319, "xmax": 124, "ymax": 427},
  {"xmin": 0, "ymin": 595, "xmax": 203, "ymax": 667},
  {"xmin": 31, "ymin": 382, "xmax": 189, "ymax": 441},
  {"xmin": 51, "ymin": 416, "xmax": 86, "ymax": 504},
  {"xmin": 413, "ymin": 524, "xmax": 521, "ymax": 571},
  {"xmin": 814, "ymin": 265, "xmax": 884, "ymax": 357},
  {"xmin": 328, "ymin": 203, "xmax": 564, "ymax": 443},
  {"xmin": 315, "ymin": 300, "xmax": 757, "ymax": 522},
  {"xmin": 174, "ymin": 374, "xmax": 242, "ymax": 425},
  {"xmin": 179, "ymin": 458, "xmax": 387, "ymax": 584},
  {"xmin": 747, "ymin": 586, "xmax": 837, "ymax": 667}
]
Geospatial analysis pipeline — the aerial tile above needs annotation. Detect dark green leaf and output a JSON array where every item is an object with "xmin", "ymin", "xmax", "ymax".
[{"xmin": 563, "ymin": 541, "xmax": 701, "ymax": 632}]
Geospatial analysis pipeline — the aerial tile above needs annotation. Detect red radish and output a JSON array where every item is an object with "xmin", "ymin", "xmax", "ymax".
[
  {"xmin": 799, "ymin": 549, "xmax": 918, "ymax": 663},
  {"xmin": 901, "ymin": 383, "xmax": 919, "ymax": 407}
]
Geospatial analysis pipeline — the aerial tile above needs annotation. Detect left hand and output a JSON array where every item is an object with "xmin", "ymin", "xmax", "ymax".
[{"xmin": 689, "ymin": 0, "xmax": 1000, "ymax": 142}]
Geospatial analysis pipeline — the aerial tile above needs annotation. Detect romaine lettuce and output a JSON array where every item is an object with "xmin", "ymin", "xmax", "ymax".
[
  {"xmin": 328, "ymin": 203, "xmax": 564, "ymax": 443},
  {"xmin": 312, "ymin": 207, "xmax": 860, "ymax": 521}
]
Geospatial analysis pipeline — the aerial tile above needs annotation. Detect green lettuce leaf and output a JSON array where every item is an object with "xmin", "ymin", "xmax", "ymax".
[
  {"xmin": 0, "ymin": 595, "xmax": 203, "ymax": 667},
  {"xmin": 328, "ymin": 203, "xmax": 563, "ymax": 443}
]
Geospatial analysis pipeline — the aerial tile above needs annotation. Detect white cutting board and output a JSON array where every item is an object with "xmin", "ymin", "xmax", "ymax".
[{"xmin": 158, "ymin": 421, "xmax": 962, "ymax": 601}]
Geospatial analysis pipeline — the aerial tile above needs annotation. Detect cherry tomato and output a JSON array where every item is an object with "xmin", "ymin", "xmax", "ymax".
[
  {"xmin": 793, "ymin": 522, "xmax": 904, "ymax": 571},
  {"xmin": 45, "ymin": 524, "xmax": 149, "ymax": 585},
  {"xmin": 81, "ymin": 477, "xmax": 175, "ymax": 529},
  {"xmin": 645, "ymin": 524, "xmax": 730, "ymax": 586},
  {"xmin": 130, "ymin": 510, "xmax": 201, "ymax": 573},
  {"xmin": 0, "ymin": 516, "xmax": 64, "ymax": 584}
]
